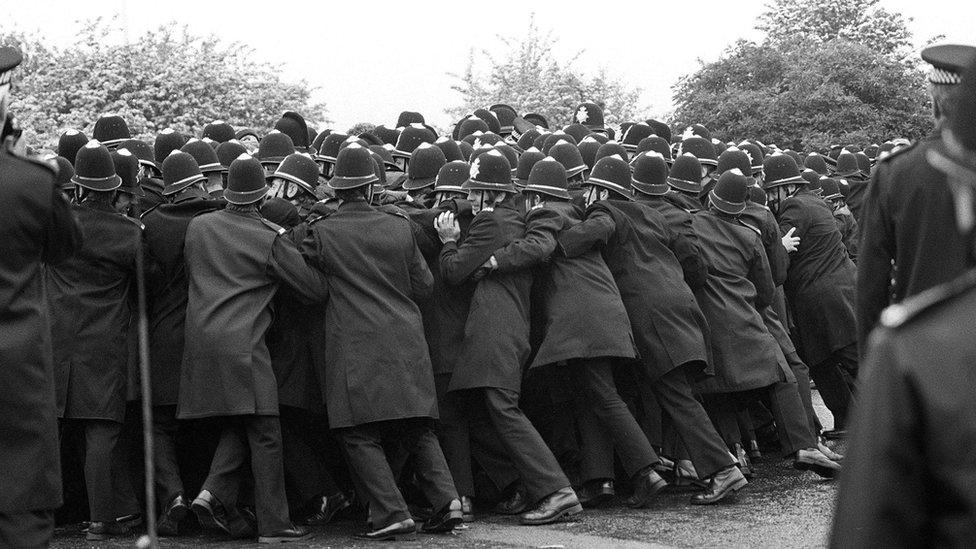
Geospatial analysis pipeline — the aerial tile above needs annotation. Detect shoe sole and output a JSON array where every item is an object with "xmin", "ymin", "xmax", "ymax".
[
  {"xmin": 258, "ymin": 533, "xmax": 312, "ymax": 544},
  {"xmin": 356, "ymin": 532, "xmax": 418, "ymax": 541},
  {"xmin": 689, "ymin": 477, "xmax": 749, "ymax": 505},
  {"xmin": 794, "ymin": 460, "xmax": 839, "ymax": 479},
  {"xmin": 192, "ymin": 500, "xmax": 232, "ymax": 536},
  {"xmin": 158, "ymin": 504, "xmax": 188, "ymax": 537},
  {"xmin": 519, "ymin": 503, "xmax": 584, "ymax": 526}
]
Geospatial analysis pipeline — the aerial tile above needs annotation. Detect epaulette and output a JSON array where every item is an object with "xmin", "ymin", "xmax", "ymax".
[
  {"xmin": 260, "ymin": 218, "xmax": 286, "ymax": 235},
  {"xmin": 3, "ymin": 147, "xmax": 57, "ymax": 176},
  {"xmin": 306, "ymin": 208, "xmax": 336, "ymax": 226},
  {"xmin": 876, "ymin": 140, "xmax": 918, "ymax": 166},
  {"xmin": 735, "ymin": 219, "xmax": 762, "ymax": 236},
  {"xmin": 122, "ymin": 214, "xmax": 145, "ymax": 230},
  {"xmin": 880, "ymin": 268, "xmax": 976, "ymax": 328},
  {"xmin": 382, "ymin": 208, "xmax": 410, "ymax": 221}
]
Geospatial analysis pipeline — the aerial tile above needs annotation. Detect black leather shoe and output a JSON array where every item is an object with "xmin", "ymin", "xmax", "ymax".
[
  {"xmin": 356, "ymin": 518, "xmax": 417, "ymax": 541},
  {"xmin": 461, "ymin": 496, "xmax": 475, "ymax": 523},
  {"xmin": 86, "ymin": 521, "xmax": 130, "ymax": 541},
  {"xmin": 493, "ymin": 485, "xmax": 528, "ymax": 515},
  {"xmin": 625, "ymin": 468, "xmax": 667, "ymax": 508},
  {"xmin": 519, "ymin": 487, "xmax": 583, "ymax": 526},
  {"xmin": 422, "ymin": 499, "xmax": 463, "ymax": 533},
  {"xmin": 793, "ymin": 448, "xmax": 842, "ymax": 479},
  {"xmin": 115, "ymin": 513, "xmax": 143, "ymax": 529},
  {"xmin": 576, "ymin": 479, "xmax": 615, "ymax": 508},
  {"xmin": 303, "ymin": 492, "xmax": 351, "ymax": 525},
  {"xmin": 259, "ymin": 524, "xmax": 311, "ymax": 544},
  {"xmin": 748, "ymin": 440, "xmax": 763, "ymax": 462},
  {"xmin": 191, "ymin": 489, "xmax": 254, "ymax": 539},
  {"xmin": 690, "ymin": 466, "xmax": 748, "ymax": 505},
  {"xmin": 734, "ymin": 443, "xmax": 754, "ymax": 479},
  {"xmin": 158, "ymin": 494, "xmax": 188, "ymax": 537}
]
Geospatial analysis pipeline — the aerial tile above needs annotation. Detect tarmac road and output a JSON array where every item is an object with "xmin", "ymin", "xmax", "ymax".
[{"xmin": 52, "ymin": 393, "xmax": 842, "ymax": 549}]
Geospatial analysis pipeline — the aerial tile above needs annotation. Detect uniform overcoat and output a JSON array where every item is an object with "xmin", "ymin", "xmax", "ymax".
[
  {"xmin": 141, "ymin": 192, "xmax": 224, "ymax": 406},
  {"xmin": 776, "ymin": 190, "xmax": 858, "ymax": 367},
  {"xmin": 491, "ymin": 202, "xmax": 635, "ymax": 368},
  {"xmin": 558, "ymin": 199, "xmax": 710, "ymax": 380},
  {"xmin": 0, "ymin": 150, "xmax": 80, "ymax": 512},
  {"xmin": 48, "ymin": 202, "xmax": 140, "ymax": 422},
  {"xmin": 639, "ymin": 194, "xmax": 708, "ymax": 289},
  {"xmin": 691, "ymin": 212, "xmax": 789, "ymax": 393},
  {"xmin": 439, "ymin": 201, "xmax": 532, "ymax": 393},
  {"xmin": 301, "ymin": 198, "xmax": 438, "ymax": 428},
  {"xmin": 177, "ymin": 208, "xmax": 329, "ymax": 419}
]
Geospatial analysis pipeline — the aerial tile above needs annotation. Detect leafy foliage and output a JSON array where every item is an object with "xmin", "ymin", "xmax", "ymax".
[
  {"xmin": 449, "ymin": 17, "xmax": 643, "ymax": 128},
  {"xmin": 672, "ymin": 0, "xmax": 930, "ymax": 150},
  {"xmin": 1, "ymin": 18, "xmax": 327, "ymax": 150}
]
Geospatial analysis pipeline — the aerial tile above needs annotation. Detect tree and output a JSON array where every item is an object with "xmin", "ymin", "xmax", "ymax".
[
  {"xmin": 1, "ymin": 18, "xmax": 328, "ymax": 150},
  {"xmin": 449, "ymin": 17, "xmax": 642, "ymax": 128},
  {"xmin": 672, "ymin": 0, "xmax": 930, "ymax": 150}
]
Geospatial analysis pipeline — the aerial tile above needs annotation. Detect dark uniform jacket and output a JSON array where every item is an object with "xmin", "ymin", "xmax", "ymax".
[
  {"xmin": 741, "ymin": 202, "xmax": 796, "ymax": 357},
  {"xmin": 141, "ymin": 190, "xmax": 224, "ymax": 406},
  {"xmin": 440, "ymin": 200, "xmax": 532, "ymax": 393},
  {"xmin": 491, "ymin": 202, "xmax": 636, "ymax": 368},
  {"xmin": 691, "ymin": 212, "xmax": 789, "ymax": 393},
  {"xmin": 831, "ymin": 269, "xmax": 976, "ymax": 548},
  {"xmin": 856, "ymin": 135, "xmax": 972, "ymax": 351},
  {"xmin": 0, "ymin": 149, "xmax": 80, "ymax": 512},
  {"xmin": 639, "ymin": 193, "xmax": 708, "ymax": 289},
  {"xmin": 558, "ymin": 199, "xmax": 710, "ymax": 380},
  {"xmin": 777, "ymin": 190, "xmax": 858, "ymax": 367},
  {"xmin": 177, "ymin": 208, "xmax": 329, "ymax": 419},
  {"xmin": 48, "ymin": 201, "xmax": 140, "ymax": 422},
  {"xmin": 301, "ymin": 198, "xmax": 437, "ymax": 428},
  {"xmin": 833, "ymin": 206, "xmax": 858, "ymax": 264}
]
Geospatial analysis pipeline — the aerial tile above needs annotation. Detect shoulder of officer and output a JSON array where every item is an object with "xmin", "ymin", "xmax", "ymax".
[
  {"xmin": 122, "ymin": 214, "xmax": 145, "ymax": 230},
  {"xmin": 881, "ymin": 269, "xmax": 976, "ymax": 329},
  {"xmin": 260, "ymin": 217, "xmax": 286, "ymax": 235},
  {"xmin": 735, "ymin": 218, "xmax": 762, "ymax": 236},
  {"xmin": 2, "ymin": 146, "xmax": 57, "ymax": 178}
]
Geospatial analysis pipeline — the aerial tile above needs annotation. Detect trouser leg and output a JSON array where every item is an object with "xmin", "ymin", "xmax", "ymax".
[
  {"xmin": 435, "ymin": 375, "xmax": 474, "ymax": 497},
  {"xmin": 0, "ymin": 510, "xmax": 54, "ymax": 549},
  {"xmin": 338, "ymin": 424, "xmax": 410, "ymax": 529},
  {"xmin": 153, "ymin": 405, "xmax": 184, "ymax": 507},
  {"xmin": 482, "ymin": 388, "xmax": 569, "ymax": 502},
  {"xmin": 576, "ymin": 359, "xmax": 658, "ymax": 479},
  {"xmin": 111, "ymin": 424, "xmax": 141, "ymax": 517},
  {"xmin": 403, "ymin": 421, "xmax": 459, "ymax": 510},
  {"xmin": 702, "ymin": 393, "xmax": 742, "ymax": 448},
  {"xmin": 784, "ymin": 352, "xmax": 822, "ymax": 434},
  {"xmin": 654, "ymin": 365, "xmax": 736, "ymax": 479},
  {"xmin": 834, "ymin": 344, "xmax": 859, "ymax": 384},
  {"xmin": 243, "ymin": 415, "xmax": 291, "ymax": 535},
  {"xmin": 84, "ymin": 419, "xmax": 123, "ymax": 521},
  {"xmin": 279, "ymin": 406, "xmax": 334, "ymax": 509},
  {"xmin": 201, "ymin": 423, "xmax": 246, "ymax": 508},
  {"xmin": 809, "ymin": 359, "xmax": 854, "ymax": 430},
  {"xmin": 766, "ymin": 382, "xmax": 816, "ymax": 455},
  {"xmin": 575, "ymin": 404, "xmax": 615, "ymax": 482}
]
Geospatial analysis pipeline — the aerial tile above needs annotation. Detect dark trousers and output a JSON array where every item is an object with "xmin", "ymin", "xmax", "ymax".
[
  {"xmin": 0, "ymin": 510, "xmax": 54, "ymax": 549},
  {"xmin": 153, "ymin": 405, "xmax": 184, "ymax": 508},
  {"xmin": 59, "ymin": 419, "xmax": 124, "ymax": 522},
  {"xmin": 705, "ymin": 381, "xmax": 816, "ymax": 456},
  {"xmin": 811, "ymin": 343, "xmax": 858, "ymax": 430},
  {"xmin": 785, "ymin": 351, "xmax": 823, "ymax": 434},
  {"xmin": 646, "ymin": 364, "xmax": 736, "ymax": 479},
  {"xmin": 201, "ymin": 415, "xmax": 290, "ymax": 535},
  {"xmin": 279, "ymin": 406, "xmax": 340, "ymax": 510},
  {"xmin": 338, "ymin": 419, "xmax": 457, "ymax": 529},
  {"xmin": 459, "ymin": 387, "xmax": 570, "ymax": 502},
  {"xmin": 569, "ymin": 359, "xmax": 658, "ymax": 482},
  {"xmin": 434, "ymin": 375, "xmax": 518, "ymax": 498}
]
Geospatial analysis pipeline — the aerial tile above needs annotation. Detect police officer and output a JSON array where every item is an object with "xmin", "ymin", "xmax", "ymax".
[
  {"xmin": 180, "ymin": 154, "xmax": 326, "ymax": 543},
  {"xmin": 856, "ymin": 43, "xmax": 976, "ymax": 352},
  {"xmin": 0, "ymin": 45, "xmax": 82, "ymax": 547},
  {"xmin": 831, "ymin": 53, "xmax": 976, "ymax": 547}
]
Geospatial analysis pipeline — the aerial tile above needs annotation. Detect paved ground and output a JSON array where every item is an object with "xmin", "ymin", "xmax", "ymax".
[{"xmin": 52, "ymin": 393, "xmax": 842, "ymax": 549}]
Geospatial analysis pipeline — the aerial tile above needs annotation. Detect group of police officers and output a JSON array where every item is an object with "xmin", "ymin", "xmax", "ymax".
[{"xmin": 2, "ymin": 40, "xmax": 976, "ymax": 547}]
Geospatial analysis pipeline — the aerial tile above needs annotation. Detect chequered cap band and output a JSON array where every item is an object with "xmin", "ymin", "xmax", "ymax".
[{"xmin": 928, "ymin": 68, "xmax": 961, "ymax": 85}]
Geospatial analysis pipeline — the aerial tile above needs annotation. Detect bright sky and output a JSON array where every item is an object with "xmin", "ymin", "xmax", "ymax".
[{"xmin": 2, "ymin": 0, "xmax": 974, "ymax": 131}]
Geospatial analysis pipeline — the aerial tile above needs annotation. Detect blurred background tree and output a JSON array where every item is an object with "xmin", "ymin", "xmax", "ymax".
[
  {"xmin": 1, "ymin": 18, "xmax": 328, "ymax": 150},
  {"xmin": 671, "ymin": 0, "xmax": 930, "ymax": 151},
  {"xmin": 449, "ymin": 17, "xmax": 643, "ymax": 128}
]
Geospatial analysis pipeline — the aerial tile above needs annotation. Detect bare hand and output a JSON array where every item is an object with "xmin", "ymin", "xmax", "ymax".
[
  {"xmin": 782, "ymin": 227, "xmax": 800, "ymax": 252},
  {"xmin": 435, "ymin": 212, "xmax": 460, "ymax": 243}
]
